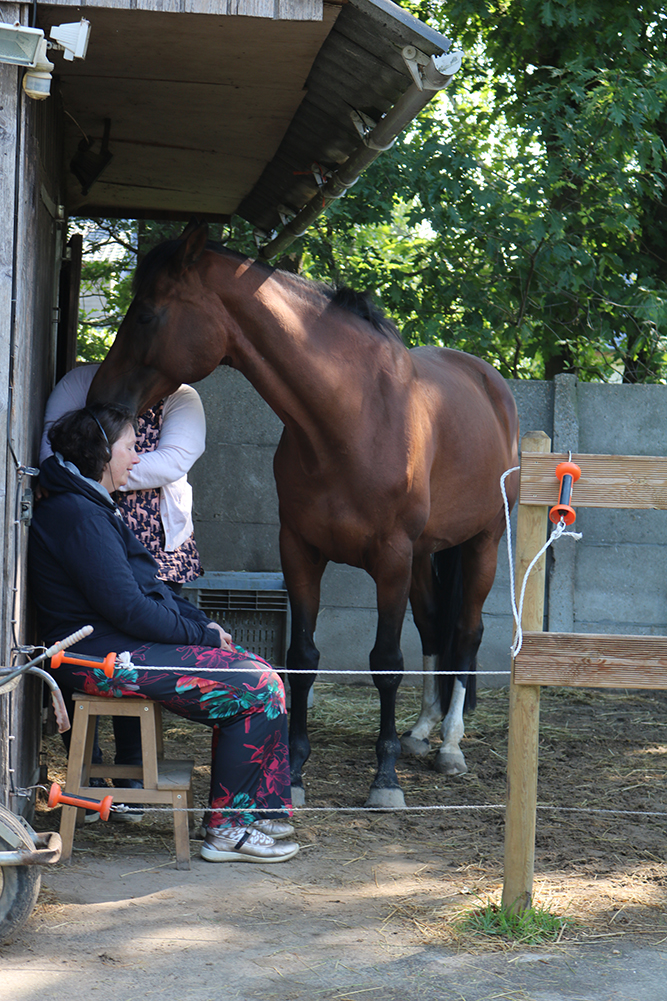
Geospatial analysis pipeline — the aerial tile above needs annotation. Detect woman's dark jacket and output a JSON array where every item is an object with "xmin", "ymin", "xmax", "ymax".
[{"xmin": 29, "ymin": 454, "xmax": 221, "ymax": 655}]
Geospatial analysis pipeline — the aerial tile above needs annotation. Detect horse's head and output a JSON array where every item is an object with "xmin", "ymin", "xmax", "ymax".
[{"xmin": 88, "ymin": 220, "xmax": 228, "ymax": 413}]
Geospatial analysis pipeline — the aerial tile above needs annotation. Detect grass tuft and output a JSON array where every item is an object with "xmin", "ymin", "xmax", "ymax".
[{"xmin": 458, "ymin": 900, "xmax": 572, "ymax": 945}]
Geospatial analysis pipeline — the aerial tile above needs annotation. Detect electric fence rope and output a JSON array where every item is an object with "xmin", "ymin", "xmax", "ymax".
[{"xmin": 20, "ymin": 784, "xmax": 667, "ymax": 821}]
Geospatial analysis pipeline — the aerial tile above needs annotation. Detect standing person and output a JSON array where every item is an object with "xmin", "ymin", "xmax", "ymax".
[
  {"xmin": 29, "ymin": 404, "xmax": 298, "ymax": 862},
  {"xmin": 40, "ymin": 363, "xmax": 206, "ymax": 815}
]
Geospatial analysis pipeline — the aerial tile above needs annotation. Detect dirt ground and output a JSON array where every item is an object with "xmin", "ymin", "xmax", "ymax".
[{"xmin": 3, "ymin": 682, "xmax": 667, "ymax": 999}]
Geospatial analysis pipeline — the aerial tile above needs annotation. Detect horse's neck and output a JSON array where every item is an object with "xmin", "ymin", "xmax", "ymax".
[{"xmin": 220, "ymin": 271, "xmax": 405, "ymax": 450}]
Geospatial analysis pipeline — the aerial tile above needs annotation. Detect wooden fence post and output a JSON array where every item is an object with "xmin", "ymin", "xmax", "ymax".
[{"xmin": 501, "ymin": 430, "xmax": 551, "ymax": 914}]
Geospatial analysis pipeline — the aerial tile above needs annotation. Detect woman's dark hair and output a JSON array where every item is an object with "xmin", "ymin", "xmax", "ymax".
[{"xmin": 48, "ymin": 403, "xmax": 137, "ymax": 481}]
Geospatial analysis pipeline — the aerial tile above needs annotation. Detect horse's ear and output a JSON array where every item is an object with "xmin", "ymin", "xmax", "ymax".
[
  {"xmin": 172, "ymin": 219, "xmax": 208, "ymax": 274},
  {"xmin": 177, "ymin": 217, "xmax": 202, "ymax": 242}
]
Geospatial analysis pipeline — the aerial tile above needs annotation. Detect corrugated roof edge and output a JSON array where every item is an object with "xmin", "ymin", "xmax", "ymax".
[{"xmin": 353, "ymin": 0, "xmax": 452, "ymax": 53}]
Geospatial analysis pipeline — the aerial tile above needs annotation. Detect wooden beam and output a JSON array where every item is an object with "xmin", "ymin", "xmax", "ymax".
[
  {"xmin": 514, "ymin": 632, "xmax": 667, "ymax": 689},
  {"xmin": 40, "ymin": 0, "xmax": 324, "ymax": 18},
  {"xmin": 520, "ymin": 453, "xmax": 667, "ymax": 510}
]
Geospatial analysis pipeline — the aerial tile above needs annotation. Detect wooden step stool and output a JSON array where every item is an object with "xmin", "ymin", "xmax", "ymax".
[{"xmin": 59, "ymin": 693, "xmax": 194, "ymax": 869}]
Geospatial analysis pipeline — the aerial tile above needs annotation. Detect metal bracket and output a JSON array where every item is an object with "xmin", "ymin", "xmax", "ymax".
[
  {"xmin": 20, "ymin": 487, "xmax": 34, "ymax": 525},
  {"xmin": 401, "ymin": 45, "xmax": 431, "ymax": 91},
  {"xmin": 350, "ymin": 108, "xmax": 378, "ymax": 140},
  {"xmin": 253, "ymin": 228, "xmax": 276, "ymax": 249},
  {"xmin": 402, "ymin": 45, "xmax": 464, "ymax": 92},
  {"xmin": 310, "ymin": 163, "xmax": 332, "ymax": 189},
  {"xmin": 276, "ymin": 204, "xmax": 295, "ymax": 226}
]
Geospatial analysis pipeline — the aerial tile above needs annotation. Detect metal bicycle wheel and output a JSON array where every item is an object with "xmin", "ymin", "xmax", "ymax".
[{"xmin": 0, "ymin": 806, "xmax": 42, "ymax": 944}]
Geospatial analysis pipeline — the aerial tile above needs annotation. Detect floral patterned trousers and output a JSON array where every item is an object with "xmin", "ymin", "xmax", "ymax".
[{"xmin": 55, "ymin": 642, "xmax": 292, "ymax": 829}]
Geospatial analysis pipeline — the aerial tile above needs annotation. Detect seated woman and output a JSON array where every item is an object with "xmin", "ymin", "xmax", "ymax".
[{"xmin": 28, "ymin": 403, "xmax": 298, "ymax": 864}]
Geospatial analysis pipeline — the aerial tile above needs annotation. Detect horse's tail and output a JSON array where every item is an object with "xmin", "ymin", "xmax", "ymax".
[{"xmin": 432, "ymin": 547, "xmax": 477, "ymax": 715}]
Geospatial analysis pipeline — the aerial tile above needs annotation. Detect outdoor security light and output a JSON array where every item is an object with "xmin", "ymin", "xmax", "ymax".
[
  {"xmin": 49, "ymin": 19, "xmax": 91, "ymax": 62},
  {"xmin": 0, "ymin": 18, "xmax": 91, "ymax": 100},
  {"xmin": 22, "ymin": 37, "xmax": 54, "ymax": 100},
  {"xmin": 0, "ymin": 23, "xmax": 45, "ymax": 67}
]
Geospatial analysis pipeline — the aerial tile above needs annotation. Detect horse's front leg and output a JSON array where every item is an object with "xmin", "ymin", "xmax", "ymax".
[
  {"xmin": 280, "ymin": 525, "xmax": 326, "ymax": 807},
  {"xmin": 365, "ymin": 551, "xmax": 412, "ymax": 809}
]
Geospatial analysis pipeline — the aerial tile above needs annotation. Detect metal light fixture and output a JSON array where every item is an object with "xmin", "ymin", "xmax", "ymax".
[
  {"xmin": 0, "ymin": 19, "xmax": 91, "ymax": 100},
  {"xmin": 22, "ymin": 38, "xmax": 54, "ymax": 100},
  {"xmin": 0, "ymin": 22, "xmax": 45, "ymax": 66},
  {"xmin": 49, "ymin": 19, "xmax": 91, "ymax": 62}
]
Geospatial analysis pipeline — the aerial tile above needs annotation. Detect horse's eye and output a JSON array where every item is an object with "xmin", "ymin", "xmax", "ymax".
[{"xmin": 137, "ymin": 313, "xmax": 154, "ymax": 325}]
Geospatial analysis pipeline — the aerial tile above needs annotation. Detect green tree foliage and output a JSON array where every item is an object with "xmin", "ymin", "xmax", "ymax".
[
  {"xmin": 301, "ymin": 0, "xmax": 667, "ymax": 381},
  {"xmin": 73, "ymin": 1, "xmax": 667, "ymax": 382},
  {"xmin": 73, "ymin": 220, "xmax": 136, "ymax": 363}
]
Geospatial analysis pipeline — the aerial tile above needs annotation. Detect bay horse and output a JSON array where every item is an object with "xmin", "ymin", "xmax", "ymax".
[{"xmin": 88, "ymin": 219, "xmax": 519, "ymax": 809}]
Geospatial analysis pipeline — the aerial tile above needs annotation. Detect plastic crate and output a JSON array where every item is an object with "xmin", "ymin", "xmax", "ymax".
[{"xmin": 183, "ymin": 572, "xmax": 288, "ymax": 668}]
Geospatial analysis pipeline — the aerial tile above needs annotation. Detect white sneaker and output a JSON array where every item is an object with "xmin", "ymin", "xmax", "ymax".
[
  {"xmin": 251, "ymin": 818, "xmax": 296, "ymax": 840},
  {"xmin": 201, "ymin": 826, "xmax": 299, "ymax": 863}
]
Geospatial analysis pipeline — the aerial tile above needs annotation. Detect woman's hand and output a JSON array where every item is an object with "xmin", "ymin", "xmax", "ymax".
[{"xmin": 207, "ymin": 621, "xmax": 234, "ymax": 651}]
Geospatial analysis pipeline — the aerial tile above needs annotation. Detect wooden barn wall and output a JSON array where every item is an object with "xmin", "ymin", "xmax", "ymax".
[{"xmin": 0, "ymin": 2, "xmax": 65, "ymax": 816}]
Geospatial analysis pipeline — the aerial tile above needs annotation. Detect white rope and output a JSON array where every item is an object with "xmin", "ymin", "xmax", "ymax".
[
  {"xmin": 90, "ymin": 665, "xmax": 510, "ymax": 676},
  {"xmin": 500, "ymin": 462, "xmax": 583, "ymax": 659},
  {"xmin": 97, "ymin": 803, "xmax": 667, "ymax": 820}
]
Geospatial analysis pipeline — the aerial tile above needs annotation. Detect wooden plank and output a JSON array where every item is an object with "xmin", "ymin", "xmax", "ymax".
[
  {"xmin": 520, "ymin": 452, "xmax": 667, "ymax": 509},
  {"xmin": 502, "ymin": 431, "xmax": 550, "ymax": 915},
  {"xmin": 40, "ymin": 0, "xmax": 323, "ymax": 17},
  {"xmin": 514, "ymin": 632, "xmax": 667, "ymax": 689},
  {"xmin": 38, "ymin": 7, "xmax": 333, "ymax": 85},
  {"xmin": 58, "ymin": 78, "xmax": 307, "ymax": 149}
]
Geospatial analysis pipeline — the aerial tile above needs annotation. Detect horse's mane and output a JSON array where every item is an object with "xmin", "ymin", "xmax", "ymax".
[
  {"xmin": 325, "ymin": 287, "xmax": 403, "ymax": 342},
  {"xmin": 134, "ymin": 239, "xmax": 403, "ymax": 343}
]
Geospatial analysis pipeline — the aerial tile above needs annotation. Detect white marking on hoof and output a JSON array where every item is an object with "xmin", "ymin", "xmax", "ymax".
[
  {"xmin": 290, "ymin": 786, "xmax": 306, "ymax": 807},
  {"xmin": 434, "ymin": 749, "xmax": 468, "ymax": 776},
  {"xmin": 400, "ymin": 731, "xmax": 430, "ymax": 757},
  {"xmin": 364, "ymin": 787, "xmax": 406, "ymax": 809},
  {"xmin": 438, "ymin": 677, "xmax": 467, "ymax": 775}
]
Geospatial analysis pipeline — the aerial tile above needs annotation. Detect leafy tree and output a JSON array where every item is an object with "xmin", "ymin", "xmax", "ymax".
[{"xmin": 300, "ymin": 0, "xmax": 667, "ymax": 381}]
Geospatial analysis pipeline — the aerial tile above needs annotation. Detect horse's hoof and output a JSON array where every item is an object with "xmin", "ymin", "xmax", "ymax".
[
  {"xmin": 434, "ymin": 750, "xmax": 468, "ymax": 776},
  {"xmin": 290, "ymin": 785, "xmax": 306, "ymax": 807},
  {"xmin": 364, "ymin": 787, "xmax": 406, "ymax": 809},
  {"xmin": 400, "ymin": 731, "xmax": 430, "ymax": 757}
]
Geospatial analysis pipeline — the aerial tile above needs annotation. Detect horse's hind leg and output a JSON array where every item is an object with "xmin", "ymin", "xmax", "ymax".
[
  {"xmin": 400, "ymin": 554, "xmax": 442, "ymax": 757},
  {"xmin": 435, "ymin": 528, "xmax": 503, "ymax": 776},
  {"xmin": 280, "ymin": 525, "xmax": 326, "ymax": 808}
]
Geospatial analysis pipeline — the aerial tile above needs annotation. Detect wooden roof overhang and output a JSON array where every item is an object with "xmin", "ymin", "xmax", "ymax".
[{"xmin": 36, "ymin": 0, "xmax": 452, "ymax": 236}]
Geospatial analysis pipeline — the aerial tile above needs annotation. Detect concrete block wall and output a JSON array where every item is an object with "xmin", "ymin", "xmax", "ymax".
[
  {"xmin": 189, "ymin": 368, "xmax": 667, "ymax": 686},
  {"xmin": 557, "ymin": 382, "xmax": 667, "ymax": 638}
]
